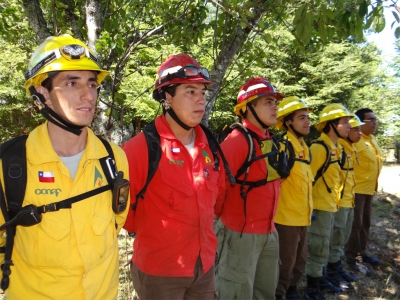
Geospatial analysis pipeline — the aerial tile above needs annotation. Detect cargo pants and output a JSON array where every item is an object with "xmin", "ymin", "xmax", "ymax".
[{"xmin": 214, "ymin": 219, "xmax": 279, "ymax": 300}]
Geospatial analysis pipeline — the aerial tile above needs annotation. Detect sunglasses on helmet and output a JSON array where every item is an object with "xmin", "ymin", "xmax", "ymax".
[
  {"xmin": 25, "ymin": 44, "xmax": 100, "ymax": 80},
  {"xmin": 157, "ymin": 64, "xmax": 210, "ymax": 86}
]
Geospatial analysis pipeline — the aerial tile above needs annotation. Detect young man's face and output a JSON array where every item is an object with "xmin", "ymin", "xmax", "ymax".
[
  {"xmin": 348, "ymin": 126, "xmax": 362, "ymax": 143},
  {"xmin": 360, "ymin": 112, "xmax": 378, "ymax": 136},
  {"xmin": 336, "ymin": 116, "xmax": 351, "ymax": 138},
  {"xmin": 40, "ymin": 70, "xmax": 99, "ymax": 126},
  {"xmin": 286, "ymin": 109, "xmax": 310, "ymax": 137},
  {"xmin": 250, "ymin": 95, "xmax": 278, "ymax": 127},
  {"xmin": 166, "ymin": 83, "xmax": 206, "ymax": 127}
]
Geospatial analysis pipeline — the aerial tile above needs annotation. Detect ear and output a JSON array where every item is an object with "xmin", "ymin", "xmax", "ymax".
[
  {"xmin": 165, "ymin": 91, "xmax": 172, "ymax": 106},
  {"xmin": 35, "ymin": 86, "xmax": 52, "ymax": 106}
]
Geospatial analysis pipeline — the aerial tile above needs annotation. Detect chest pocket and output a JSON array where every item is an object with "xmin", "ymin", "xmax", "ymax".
[
  {"xmin": 15, "ymin": 210, "xmax": 71, "ymax": 268},
  {"xmin": 160, "ymin": 164, "xmax": 194, "ymax": 212}
]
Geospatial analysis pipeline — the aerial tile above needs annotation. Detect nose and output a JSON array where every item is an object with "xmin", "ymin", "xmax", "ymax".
[
  {"xmin": 197, "ymin": 92, "xmax": 206, "ymax": 105},
  {"xmin": 81, "ymin": 85, "xmax": 95, "ymax": 102}
]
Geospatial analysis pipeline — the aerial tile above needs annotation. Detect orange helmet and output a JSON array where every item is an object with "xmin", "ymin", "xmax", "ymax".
[
  {"xmin": 234, "ymin": 77, "xmax": 285, "ymax": 116},
  {"xmin": 154, "ymin": 53, "xmax": 214, "ymax": 92}
]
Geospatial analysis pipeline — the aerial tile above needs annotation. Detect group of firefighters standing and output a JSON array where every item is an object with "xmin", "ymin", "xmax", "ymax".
[{"xmin": 0, "ymin": 34, "xmax": 383, "ymax": 300}]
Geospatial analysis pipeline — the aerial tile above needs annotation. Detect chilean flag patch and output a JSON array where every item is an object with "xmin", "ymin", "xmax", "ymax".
[{"xmin": 38, "ymin": 171, "xmax": 55, "ymax": 183}]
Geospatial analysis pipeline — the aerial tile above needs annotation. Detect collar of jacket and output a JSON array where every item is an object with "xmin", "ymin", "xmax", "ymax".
[
  {"xmin": 285, "ymin": 131, "xmax": 310, "ymax": 160},
  {"xmin": 27, "ymin": 122, "xmax": 109, "ymax": 165},
  {"xmin": 319, "ymin": 132, "xmax": 338, "ymax": 150},
  {"xmin": 156, "ymin": 114, "xmax": 208, "ymax": 146},
  {"xmin": 242, "ymin": 119, "xmax": 271, "ymax": 140}
]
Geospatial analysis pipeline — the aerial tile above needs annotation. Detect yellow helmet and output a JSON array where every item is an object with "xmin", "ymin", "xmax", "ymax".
[
  {"xmin": 315, "ymin": 103, "xmax": 353, "ymax": 132},
  {"xmin": 24, "ymin": 34, "xmax": 109, "ymax": 95},
  {"xmin": 349, "ymin": 114, "xmax": 365, "ymax": 128},
  {"xmin": 275, "ymin": 96, "xmax": 311, "ymax": 130}
]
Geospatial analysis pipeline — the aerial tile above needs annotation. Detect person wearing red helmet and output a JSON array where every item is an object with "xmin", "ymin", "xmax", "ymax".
[
  {"xmin": 122, "ymin": 54, "xmax": 225, "ymax": 299},
  {"xmin": 214, "ymin": 77, "xmax": 284, "ymax": 299}
]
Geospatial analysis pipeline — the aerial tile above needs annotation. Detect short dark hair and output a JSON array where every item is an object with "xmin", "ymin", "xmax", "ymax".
[
  {"xmin": 40, "ymin": 72, "xmax": 59, "ymax": 92},
  {"xmin": 163, "ymin": 84, "xmax": 180, "ymax": 98},
  {"xmin": 282, "ymin": 112, "xmax": 295, "ymax": 130},
  {"xmin": 322, "ymin": 119, "xmax": 340, "ymax": 134},
  {"xmin": 355, "ymin": 108, "xmax": 373, "ymax": 121}
]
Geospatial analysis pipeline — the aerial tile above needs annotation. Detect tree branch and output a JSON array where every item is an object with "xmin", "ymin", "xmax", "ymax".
[
  {"xmin": 59, "ymin": 0, "xmax": 84, "ymax": 40},
  {"xmin": 21, "ymin": 0, "xmax": 52, "ymax": 43}
]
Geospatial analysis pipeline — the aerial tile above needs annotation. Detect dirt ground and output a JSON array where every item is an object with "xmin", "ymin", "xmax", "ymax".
[{"xmin": 301, "ymin": 163, "xmax": 400, "ymax": 300}]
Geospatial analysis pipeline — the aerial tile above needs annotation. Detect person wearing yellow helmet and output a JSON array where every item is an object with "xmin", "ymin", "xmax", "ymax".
[
  {"xmin": 345, "ymin": 108, "xmax": 383, "ymax": 275},
  {"xmin": 0, "ymin": 34, "xmax": 130, "ymax": 299},
  {"xmin": 304, "ymin": 103, "xmax": 353, "ymax": 299},
  {"xmin": 325, "ymin": 115, "xmax": 365, "ymax": 292},
  {"xmin": 274, "ymin": 97, "xmax": 314, "ymax": 300},
  {"xmin": 214, "ymin": 77, "xmax": 285, "ymax": 299}
]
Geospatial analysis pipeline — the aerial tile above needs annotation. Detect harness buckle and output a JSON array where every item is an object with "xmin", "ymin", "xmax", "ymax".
[{"xmin": 43, "ymin": 203, "xmax": 57, "ymax": 213}]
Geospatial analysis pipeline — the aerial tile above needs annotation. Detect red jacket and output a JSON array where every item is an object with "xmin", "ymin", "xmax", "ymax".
[
  {"xmin": 122, "ymin": 115, "xmax": 225, "ymax": 277},
  {"xmin": 215, "ymin": 120, "xmax": 280, "ymax": 234}
]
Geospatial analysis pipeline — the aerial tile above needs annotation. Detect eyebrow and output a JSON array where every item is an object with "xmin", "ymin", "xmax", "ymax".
[
  {"xmin": 62, "ymin": 75, "xmax": 97, "ymax": 82},
  {"xmin": 185, "ymin": 85, "xmax": 207, "ymax": 91}
]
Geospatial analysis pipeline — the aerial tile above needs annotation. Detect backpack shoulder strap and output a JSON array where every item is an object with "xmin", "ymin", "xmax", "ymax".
[
  {"xmin": 229, "ymin": 123, "xmax": 256, "ymax": 179},
  {"xmin": 133, "ymin": 121, "xmax": 161, "ymax": 209},
  {"xmin": 98, "ymin": 137, "xmax": 117, "ymax": 184},
  {"xmin": 0, "ymin": 135, "xmax": 28, "ymax": 290},
  {"xmin": 310, "ymin": 140, "xmax": 330, "ymax": 185},
  {"xmin": 0, "ymin": 135, "xmax": 29, "ymax": 218}
]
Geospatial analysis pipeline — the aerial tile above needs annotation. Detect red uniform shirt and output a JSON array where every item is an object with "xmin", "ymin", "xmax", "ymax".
[
  {"xmin": 215, "ymin": 120, "xmax": 280, "ymax": 234},
  {"xmin": 122, "ymin": 115, "xmax": 225, "ymax": 277}
]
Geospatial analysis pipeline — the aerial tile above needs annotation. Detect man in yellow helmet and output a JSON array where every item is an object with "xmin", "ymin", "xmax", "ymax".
[
  {"xmin": 274, "ymin": 97, "xmax": 313, "ymax": 300},
  {"xmin": 0, "ymin": 34, "xmax": 129, "ymax": 299},
  {"xmin": 345, "ymin": 108, "xmax": 383, "ymax": 275},
  {"xmin": 325, "ymin": 115, "xmax": 365, "ymax": 290},
  {"xmin": 304, "ymin": 104, "xmax": 352, "ymax": 300}
]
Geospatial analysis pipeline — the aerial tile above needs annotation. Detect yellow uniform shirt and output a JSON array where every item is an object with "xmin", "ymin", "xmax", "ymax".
[
  {"xmin": 354, "ymin": 134, "xmax": 383, "ymax": 195},
  {"xmin": 0, "ymin": 123, "xmax": 130, "ymax": 300},
  {"xmin": 275, "ymin": 132, "xmax": 313, "ymax": 226},
  {"xmin": 310, "ymin": 133, "xmax": 343, "ymax": 212},
  {"xmin": 338, "ymin": 139, "xmax": 356, "ymax": 208}
]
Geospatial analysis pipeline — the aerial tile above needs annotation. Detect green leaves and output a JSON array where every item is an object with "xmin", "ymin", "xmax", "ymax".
[{"xmin": 293, "ymin": 3, "xmax": 312, "ymax": 45}]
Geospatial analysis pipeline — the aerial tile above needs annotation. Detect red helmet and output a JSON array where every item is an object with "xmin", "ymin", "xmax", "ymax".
[
  {"xmin": 234, "ymin": 77, "xmax": 285, "ymax": 116},
  {"xmin": 154, "ymin": 53, "xmax": 214, "ymax": 91}
]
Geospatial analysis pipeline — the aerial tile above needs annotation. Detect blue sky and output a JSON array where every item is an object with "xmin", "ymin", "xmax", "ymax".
[{"xmin": 366, "ymin": 6, "xmax": 398, "ymax": 63}]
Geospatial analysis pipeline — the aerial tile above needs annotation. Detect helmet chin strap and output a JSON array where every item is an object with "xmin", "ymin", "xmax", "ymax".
[
  {"xmin": 346, "ymin": 136, "xmax": 354, "ymax": 143},
  {"xmin": 165, "ymin": 107, "xmax": 192, "ymax": 131},
  {"xmin": 331, "ymin": 122, "xmax": 345, "ymax": 139},
  {"xmin": 29, "ymin": 85, "xmax": 83, "ymax": 136},
  {"xmin": 288, "ymin": 124, "xmax": 305, "ymax": 139},
  {"xmin": 247, "ymin": 103, "xmax": 269, "ymax": 129}
]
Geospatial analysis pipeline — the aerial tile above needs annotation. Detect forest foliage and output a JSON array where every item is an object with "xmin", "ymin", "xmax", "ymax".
[{"xmin": 0, "ymin": 0, "xmax": 399, "ymax": 149}]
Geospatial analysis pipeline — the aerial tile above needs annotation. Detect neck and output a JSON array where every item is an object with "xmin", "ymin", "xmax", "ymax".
[
  {"xmin": 165, "ymin": 113, "xmax": 195, "ymax": 144},
  {"xmin": 326, "ymin": 130, "xmax": 339, "ymax": 145},
  {"xmin": 47, "ymin": 122, "xmax": 88, "ymax": 157}
]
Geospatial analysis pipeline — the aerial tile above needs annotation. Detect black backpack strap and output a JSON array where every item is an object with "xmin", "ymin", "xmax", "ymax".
[
  {"xmin": 0, "ymin": 135, "xmax": 28, "ymax": 290},
  {"xmin": 133, "ymin": 121, "xmax": 161, "ymax": 210},
  {"xmin": 1, "ymin": 135, "xmax": 28, "ymax": 218},
  {"xmin": 310, "ymin": 140, "xmax": 339, "ymax": 193},
  {"xmin": 98, "ymin": 137, "xmax": 117, "ymax": 184},
  {"xmin": 199, "ymin": 124, "xmax": 235, "ymax": 185}
]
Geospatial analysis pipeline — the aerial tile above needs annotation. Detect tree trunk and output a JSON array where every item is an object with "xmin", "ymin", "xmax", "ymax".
[
  {"xmin": 203, "ymin": 0, "xmax": 266, "ymax": 127},
  {"xmin": 21, "ymin": 0, "xmax": 52, "ymax": 43}
]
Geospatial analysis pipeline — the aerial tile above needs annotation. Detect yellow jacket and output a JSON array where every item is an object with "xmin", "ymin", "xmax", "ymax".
[
  {"xmin": 338, "ymin": 139, "xmax": 356, "ymax": 208},
  {"xmin": 275, "ymin": 132, "xmax": 313, "ymax": 226},
  {"xmin": 354, "ymin": 134, "xmax": 383, "ymax": 195},
  {"xmin": 310, "ymin": 133, "xmax": 343, "ymax": 212},
  {"xmin": 0, "ymin": 123, "xmax": 129, "ymax": 300}
]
